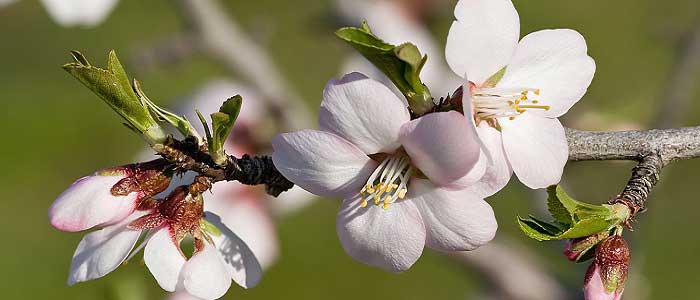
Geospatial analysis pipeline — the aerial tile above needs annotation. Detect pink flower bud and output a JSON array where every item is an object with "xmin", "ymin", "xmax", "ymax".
[{"xmin": 583, "ymin": 235, "xmax": 630, "ymax": 300}]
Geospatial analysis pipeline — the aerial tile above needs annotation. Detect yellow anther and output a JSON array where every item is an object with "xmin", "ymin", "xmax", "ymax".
[
  {"xmin": 398, "ymin": 189, "xmax": 407, "ymax": 199},
  {"xmin": 383, "ymin": 196, "xmax": 391, "ymax": 204},
  {"xmin": 360, "ymin": 200, "xmax": 368, "ymax": 208},
  {"xmin": 534, "ymin": 89, "xmax": 541, "ymax": 95},
  {"xmin": 374, "ymin": 195, "xmax": 381, "ymax": 205},
  {"xmin": 367, "ymin": 186, "xmax": 375, "ymax": 194},
  {"xmin": 520, "ymin": 95, "xmax": 527, "ymax": 101},
  {"xmin": 382, "ymin": 203, "xmax": 390, "ymax": 210},
  {"xmin": 532, "ymin": 100, "xmax": 539, "ymax": 104},
  {"xmin": 509, "ymin": 116, "xmax": 516, "ymax": 120}
]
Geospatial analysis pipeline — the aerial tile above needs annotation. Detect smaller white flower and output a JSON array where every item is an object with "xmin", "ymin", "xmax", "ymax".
[
  {"xmin": 445, "ymin": 0, "xmax": 596, "ymax": 188},
  {"xmin": 39, "ymin": 0, "xmax": 119, "ymax": 27}
]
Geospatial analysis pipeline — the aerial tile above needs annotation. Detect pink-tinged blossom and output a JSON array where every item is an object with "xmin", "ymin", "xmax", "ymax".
[
  {"xmin": 445, "ymin": 0, "xmax": 596, "ymax": 188},
  {"xmin": 49, "ymin": 160, "xmax": 172, "ymax": 232},
  {"xmin": 64, "ymin": 185, "xmax": 262, "ymax": 300},
  {"xmin": 272, "ymin": 72, "xmax": 505, "ymax": 272}
]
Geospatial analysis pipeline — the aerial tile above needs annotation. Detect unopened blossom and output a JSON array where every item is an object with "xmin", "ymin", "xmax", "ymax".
[
  {"xmin": 445, "ymin": 0, "xmax": 596, "ymax": 188},
  {"xmin": 273, "ymin": 72, "xmax": 507, "ymax": 272},
  {"xmin": 59, "ymin": 181, "xmax": 262, "ymax": 300},
  {"xmin": 583, "ymin": 235, "xmax": 630, "ymax": 300},
  {"xmin": 39, "ymin": 0, "xmax": 119, "ymax": 27}
]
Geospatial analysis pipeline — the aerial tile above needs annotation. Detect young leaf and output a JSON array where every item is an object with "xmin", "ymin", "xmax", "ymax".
[
  {"xmin": 335, "ymin": 23, "xmax": 433, "ymax": 115},
  {"xmin": 547, "ymin": 185, "xmax": 573, "ymax": 226},
  {"xmin": 133, "ymin": 79, "xmax": 201, "ymax": 141},
  {"xmin": 62, "ymin": 50, "xmax": 166, "ymax": 144},
  {"xmin": 209, "ymin": 96, "xmax": 242, "ymax": 165}
]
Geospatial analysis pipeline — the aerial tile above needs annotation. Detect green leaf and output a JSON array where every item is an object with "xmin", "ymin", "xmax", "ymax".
[
  {"xmin": 558, "ymin": 217, "xmax": 614, "ymax": 239},
  {"xmin": 195, "ymin": 109, "xmax": 213, "ymax": 145},
  {"xmin": 200, "ymin": 219, "xmax": 222, "ymax": 237},
  {"xmin": 517, "ymin": 216, "xmax": 558, "ymax": 241},
  {"xmin": 209, "ymin": 96, "xmax": 242, "ymax": 165},
  {"xmin": 63, "ymin": 50, "xmax": 166, "ymax": 144},
  {"xmin": 133, "ymin": 79, "xmax": 201, "ymax": 141},
  {"xmin": 335, "ymin": 23, "xmax": 433, "ymax": 115},
  {"xmin": 547, "ymin": 185, "xmax": 573, "ymax": 226}
]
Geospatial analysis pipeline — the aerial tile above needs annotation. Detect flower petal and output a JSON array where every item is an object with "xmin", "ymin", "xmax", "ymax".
[
  {"xmin": 181, "ymin": 241, "xmax": 232, "ymax": 300},
  {"xmin": 319, "ymin": 72, "xmax": 410, "ymax": 154},
  {"xmin": 399, "ymin": 111, "xmax": 481, "ymax": 187},
  {"xmin": 445, "ymin": 0, "xmax": 520, "ymax": 84},
  {"xmin": 470, "ymin": 124, "xmax": 513, "ymax": 197},
  {"xmin": 205, "ymin": 212, "xmax": 263, "ymax": 289},
  {"xmin": 67, "ymin": 211, "xmax": 146, "ymax": 285},
  {"xmin": 272, "ymin": 130, "xmax": 377, "ymax": 197},
  {"xmin": 500, "ymin": 114, "xmax": 568, "ymax": 189},
  {"xmin": 144, "ymin": 227, "xmax": 186, "ymax": 292},
  {"xmin": 498, "ymin": 29, "xmax": 596, "ymax": 117},
  {"xmin": 336, "ymin": 195, "xmax": 426, "ymax": 272},
  {"xmin": 204, "ymin": 186, "xmax": 278, "ymax": 269},
  {"xmin": 411, "ymin": 179, "xmax": 497, "ymax": 252},
  {"xmin": 49, "ymin": 174, "xmax": 138, "ymax": 232},
  {"xmin": 39, "ymin": 0, "xmax": 119, "ymax": 27}
]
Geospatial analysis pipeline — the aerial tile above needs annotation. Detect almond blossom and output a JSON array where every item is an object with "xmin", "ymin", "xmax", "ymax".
[
  {"xmin": 49, "ymin": 157, "xmax": 262, "ymax": 299},
  {"xmin": 39, "ymin": 0, "xmax": 119, "ymax": 27},
  {"xmin": 272, "ymin": 72, "xmax": 506, "ymax": 272},
  {"xmin": 445, "ymin": 0, "xmax": 596, "ymax": 188}
]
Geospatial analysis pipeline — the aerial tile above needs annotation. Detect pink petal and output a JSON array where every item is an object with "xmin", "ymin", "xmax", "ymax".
[
  {"xmin": 144, "ymin": 227, "xmax": 186, "ymax": 292},
  {"xmin": 181, "ymin": 241, "xmax": 232, "ymax": 300},
  {"xmin": 49, "ymin": 174, "xmax": 138, "ymax": 232},
  {"xmin": 399, "ymin": 111, "xmax": 480, "ymax": 187},
  {"xmin": 319, "ymin": 72, "xmax": 410, "ymax": 154},
  {"xmin": 67, "ymin": 211, "xmax": 147, "ymax": 285},
  {"xmin": 410, "ymin": 179, "xmax": 497, "ymax": 252},
  {"xmin": 336, "ymin": 195, "xmax": 426, "ymax": 272},
  {"xmin": 204, "ymin": 212, "xmax": 263, "ymax": 289},
  {"xmin": 445, "ymin": 0, "xmax": 520, "ymax": 84},
  {"xmin": 204, "ymin": 186, "xmax": 278, "ymax": 269},
  {"xmin": 500, "ymin": 114, "xmax": 568, "ymax": 189},
  {"xmin": 584, "ymin": 265, "xmax": 622, "ymax": 300},
  {"xmin": 498, "ymin": 29, "xmax": 596, "ymax": 118},
  {"xmin": 272, "ymin": 130, "xmax": 377, "ymax": 197}
]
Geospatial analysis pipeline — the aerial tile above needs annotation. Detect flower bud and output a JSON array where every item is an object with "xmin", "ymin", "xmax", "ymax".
[
  {"xmin": 564, "ymin": 231, "xmax": 609, "ymax": 262},
  {"xmin": 49, "ymin": 159, "xmax": 173, "ymax": 232},
  {"xmin": 583, "ymin": 235, "xmax": 630, "ymax": 300}
]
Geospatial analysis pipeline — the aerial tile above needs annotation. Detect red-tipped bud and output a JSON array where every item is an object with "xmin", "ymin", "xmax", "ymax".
[{"xmin": 583, "ymin": 235, "xmax": 630, "ymax": 300}]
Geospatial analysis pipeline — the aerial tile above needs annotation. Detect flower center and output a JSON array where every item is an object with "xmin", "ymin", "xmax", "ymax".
[
  {"xmin": 472, "ymin": 87, "xmax": 550, "ymax": 120},
  {"xmin": 359, "ymin": 153, "xmax": 414, "ymax": 210}
]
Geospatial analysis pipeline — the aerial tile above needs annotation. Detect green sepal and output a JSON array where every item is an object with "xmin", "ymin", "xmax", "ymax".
[
  {"xmin": 200, "ymin": 219, "xmax": 222, "ymax": 237},
  {"xmin": 62, "ymin": 50, "xmax": 166, "ymax": 144},
  {"xmin": 209, "ymin": 96, "xmax": 242, "ymax": 165},
  {"xmin": 133, "ymin": 79, "xmax": 201, "ymax": 141},
  {"xmin": 335, "ymin": 22, "xmax": 433, "ymax": 115},
  {"xmin": 518, "ymin": 185, "xmax": 630, "ymax": 241}
]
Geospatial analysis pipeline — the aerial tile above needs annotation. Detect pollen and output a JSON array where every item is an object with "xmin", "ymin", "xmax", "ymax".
[{"xmin": 359, "ymin": 153, "xmax": 414, "ymax": 211}]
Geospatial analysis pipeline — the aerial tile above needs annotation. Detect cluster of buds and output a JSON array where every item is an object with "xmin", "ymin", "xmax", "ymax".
[{"xmin": 564, "ymin": 234, "xmax": 630, "ymax": 300}]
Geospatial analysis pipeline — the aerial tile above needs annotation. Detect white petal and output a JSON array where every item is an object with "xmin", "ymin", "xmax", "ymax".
[
  {"xmin": 500, "ymin": 114, "xmax": 568, "ymax": 189},
  {"xmin": 469, "ymin": 124, "xmax": 513, "ymax": 197},
  {"xmin": 168, "ymin": 291, "xmax": 204, "ymax": 300},
  {"xmin": 411, "ymin": 179, "xmax": 497, "ymax": 252},
  {"xmin": 144, "ymin": 227, "xmax": 186, "ymax": 292},
  {"xmin": 336, "ymin": 195, "xmax": 426, "ymax": 272},
  {"xmin": 272, "ymin": 130, "xmax": 377, "ymax": 197},
  {"xmin": 181, "ymin": 241, "xmax": 232, "ymax": 300},
  {"xmin": 205, "ymin": 212, "xmax": 263, "ymax": 289},
  {"xmin": 399, "ymin": 111, "xmax": 481, "ymax": 187},
  {"xmin": 49, "ymin": 174, "xmax": 138, "ymax": 232},
  {"xmin": 39, "ymin": 0, "xmax": 119, "ymax": 27},
  {"xmin": 67, "ymin": 211, "xmax": 146, "ymax": 285},
  {"xmin": 268, "ymin": 185, "xmax": 315, "ymax": 216},
  {"xmin": 319, "ymin": 72, "xmax": 410, "ymax": 154},
  {"xmin": 445, "ymin": 0, "xmax": 520, "ymax": 84},
  {"xmin": 204, "ymin": 186, "xmax": 278, "ymax": 269},
  {"xmin": 498, "ymin": 29, "xmax": 596, "ymax": 117}
]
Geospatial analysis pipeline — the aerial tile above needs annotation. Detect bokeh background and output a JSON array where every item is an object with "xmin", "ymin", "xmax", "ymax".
[{"xmin": 1, "ymin": 0, "xmax": 699, "ymax": 299}]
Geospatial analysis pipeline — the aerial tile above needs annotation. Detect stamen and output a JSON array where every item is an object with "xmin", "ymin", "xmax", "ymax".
[
  {"xmin": 360, "ymin": 154, "xmax": 413, "ymax": 210},
  {"xmin": 473, "ymin": 87, "xmax": 549, "ymax": 120}
]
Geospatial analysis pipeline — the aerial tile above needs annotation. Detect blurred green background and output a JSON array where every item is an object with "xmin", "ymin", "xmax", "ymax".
[{"xmin": 1, "ymin": 0, "xmax": 699, "ymax": 299}]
